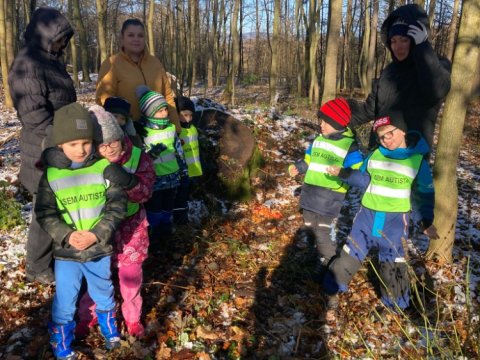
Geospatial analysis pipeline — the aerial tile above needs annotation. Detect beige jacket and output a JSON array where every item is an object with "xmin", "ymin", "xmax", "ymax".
[{"xmin": 96, "ymin": 50, "xmax": 181, "ymax": 133}]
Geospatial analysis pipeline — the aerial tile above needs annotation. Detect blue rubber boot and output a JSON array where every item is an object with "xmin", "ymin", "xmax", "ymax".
[
  {"xmin": 96, "ymin": 309, "xmax": 121, "ymax": 350},
  {"xmin": 48, "ymin": 321, "xmax": 77, "ymax": 359}
]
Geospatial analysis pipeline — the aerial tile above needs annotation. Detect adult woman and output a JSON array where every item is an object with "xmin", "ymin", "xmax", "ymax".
[
  {"xmin": 8, "ymin": 7, "xmax": 76, "ymax": 284},
  {"xmin": 96, "ymin": 19, "xmax": 181, "ymax": 133},
  {"xmin": 348, "ymin": 4, "xmax": 451, "ymax": 149}
]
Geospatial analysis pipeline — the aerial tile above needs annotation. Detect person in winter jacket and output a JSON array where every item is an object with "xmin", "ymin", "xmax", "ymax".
[
  {"xmin": 75, "ymin": 105, "xmax": 155, "ymax": 338},
  {"xmin": 135, "ymin": 86, "xmax": 187, "ymax": 249},
  {"xmin": 95, "ymin": 18, "xmax": 181, "ymax": 133},
  {"xmin": 348, "ymin": 4, "xmax": 451, "ymax": 149},
  {"xmin": 288, "ymin": 98, "xmax": 363, "ymax": 275},
  {"xmin": 35, "ymin": 103, "xmax": 127, "ymax": 359},
  {"xmin": 322, "ymin": 111, "xmax": 438, "ymax": 315},
  {"xmin": 8, "ymin": 7, "xmax": 76, "ymax": 284},
  {"xmin": 173, "ymin": 96, "xmax": 203, "ymax": 225}
]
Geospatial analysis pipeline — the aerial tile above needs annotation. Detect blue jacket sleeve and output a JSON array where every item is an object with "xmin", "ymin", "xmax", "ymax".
[{"xmin": 412, "ymin": 159, "xmax": 435, "ymax": 227}]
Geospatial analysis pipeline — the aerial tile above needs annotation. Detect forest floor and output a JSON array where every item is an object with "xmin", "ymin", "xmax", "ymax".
[{"xmin": 0, "ymin": 82, "xmax": 479, "ymax": 359}]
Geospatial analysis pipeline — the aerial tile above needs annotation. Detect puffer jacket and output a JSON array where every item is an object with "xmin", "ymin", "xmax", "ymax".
[
  {"xmin": 348, "ymin": 4, "xmax": 451, "ymax": 148},
  {"xmin": 96, "ymin": 50, "xmax": 181, "ymax": 133},
  {"xmin": 8, "ymin": 7, "xmax": 76, "ymax": 194},
  {"xmin": 35, "ymin": 150, "xmax": 127, "ymax": 263}
]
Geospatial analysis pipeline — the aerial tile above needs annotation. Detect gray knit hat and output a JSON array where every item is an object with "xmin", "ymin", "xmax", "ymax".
[
  {"xmin": 53, "ymin": 103, "xmax": 94, "ymax": 145},
  {"xmin": 89, "ymin": 104, "xmax": 124, "ymax": 144},
  {"xmin": 136, "ymin": 85, "xmax": 168, "ymax": 118}
]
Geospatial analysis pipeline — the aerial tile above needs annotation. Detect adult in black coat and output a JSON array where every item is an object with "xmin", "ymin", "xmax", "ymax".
[
  {"xmin": 8, "ymin": 7, "xmax": 76, "ymax": 284},
  {"xmin": 348, "ymin": 4, "xmax": 451, "ymax": 149}
]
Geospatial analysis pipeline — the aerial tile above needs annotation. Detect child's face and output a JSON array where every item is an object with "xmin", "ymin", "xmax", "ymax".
[
  {"xmin": 320, "ymin": 119, "xmax": 338, "ymax": 135},
  {"xmin": 376, "ymin": 125, "xmax": 407, "ymax": 150},
  {"xmin": 153, "ymin": 107, "xmax": 169, "ymax": 119},
  {"xmin": 59, "ymin": 139, "xmax": 92, "ymax": 163},
  {"xmin": 179, "ymin": 110, "xmax": 193, "ymax": 123},
  {"xmin": 113, "ymin": 113, "xmax": 127, "ymax": 126},
  {"xmin": 98, "ymin": 140, "xmax": 124, "ymax": 162}
]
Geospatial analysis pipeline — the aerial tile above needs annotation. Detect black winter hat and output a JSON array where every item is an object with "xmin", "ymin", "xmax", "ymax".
[
  {"xmin": 104, "ymin": 97, "xmax": 131, "ymax": 117},
  {"xmin": 175, "ymin": 96, "xmax": 195, "ymax": 113},
  {"xmin": 53, "ymin": 103, "xmax": 94, "ymax": 145},
  {"xmin": 373, "ymin": 110, "xmax": 408, "ymax": 133}
]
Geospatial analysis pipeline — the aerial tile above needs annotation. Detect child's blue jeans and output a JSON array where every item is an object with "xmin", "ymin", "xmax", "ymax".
[{"xmin": 52, "ymin": 256, "xmax": 115, "ymax": 325}]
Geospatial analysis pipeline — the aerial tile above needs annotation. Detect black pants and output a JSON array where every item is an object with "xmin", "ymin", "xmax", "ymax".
[
  {"xmin": 26, "ymin": 196, "xmax": 53, "ymax": 277},
  {"xmin": 302, "ymin": 210, "xmax": 337, "ymax": 266}
]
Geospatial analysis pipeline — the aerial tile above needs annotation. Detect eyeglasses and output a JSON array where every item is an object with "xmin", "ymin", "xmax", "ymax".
[
  {"xmin": 376, "ymin": 127, "xmax": 399, "ymax": 142},
  {"xmin": 99, "ymin": 140, "xmax": 121, "ymax": 151}
]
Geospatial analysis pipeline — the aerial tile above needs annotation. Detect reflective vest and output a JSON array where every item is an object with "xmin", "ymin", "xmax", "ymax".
[
  {"xmin": 304, "ymin": 130, "xmax": 356, "ymax": 193},
  {"xmin": 362, "ymin": 149, "xmax": 423, "ymax": 212},
  {"xmin": 122, "ymin": 145, "xmax": 141, "ymax": 217},
  {"xmin": 143, "ymin": 123, "xmax": 180, "ymax": 176},
  {"xmin": 46, "ymin": 159, "xmax": 110, "ymax": 231},
  {"xmin": 180, "ymin": 126, "xmax": 203, "ymax": 177}
]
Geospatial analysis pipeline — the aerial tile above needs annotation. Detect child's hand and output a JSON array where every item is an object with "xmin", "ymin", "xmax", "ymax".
[
  {"xmin": 326, "ymin": 165, "xmax": 341, "ymax": 176},
  {"xmin": 423, "ymin": 224, "xmax": 439, "ymax": 240},
  {"xmin": 69, "ymin": 231, "xmax": 97, "ymax": 250},
  {"xmin": 288, "ymin": 165, "xmax": 299, "ymax": 177}
]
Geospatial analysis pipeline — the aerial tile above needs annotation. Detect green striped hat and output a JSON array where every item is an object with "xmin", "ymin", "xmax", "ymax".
[{"xmin": 136, "ymin": 85, "xmax": 168, "ymax": 118}]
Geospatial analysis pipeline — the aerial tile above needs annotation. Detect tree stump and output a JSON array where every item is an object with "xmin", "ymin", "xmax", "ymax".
[{"xmin": 194, "ymin": 109, "xmax": 263, "ymax": 202}]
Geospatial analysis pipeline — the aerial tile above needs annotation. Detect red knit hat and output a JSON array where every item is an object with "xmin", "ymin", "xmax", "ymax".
[{"xmin": 318, "ymin": 98, "xmax": 351, "ymax": 130}]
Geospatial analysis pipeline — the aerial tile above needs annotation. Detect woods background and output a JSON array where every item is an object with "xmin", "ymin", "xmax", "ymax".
[{"xmin": 0, "ymin": 0, "xmax": 479, "ymax": 108}]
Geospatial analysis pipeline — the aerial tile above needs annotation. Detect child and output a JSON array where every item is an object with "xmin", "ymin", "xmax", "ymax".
[
  {"xmin": 135, "ymin": 85, "xmax": 187, "ymax": 246},
  {"xmin": 103, "ymin": 96, "xmax": 142, "ymax": 148},
  {"xmin": 35, "ymin": 103, "xmax": 127, "ymax": 358},
  {"xmin": 76, "ymin": 105, "xmax": 156, "ymax": 338},
  {"xmin": 173, "ymin": 96, "xmax": 202, "ymax": 224},
  {"xmin": 323, "ymin": 111, "xmax": 437, "ymax": 313},
  {"xmin": 288, "ymin": 98, "xmax": 362, "ymax": 274}
]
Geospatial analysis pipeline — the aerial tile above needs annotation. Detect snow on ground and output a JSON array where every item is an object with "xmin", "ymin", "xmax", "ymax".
[{"xmin": 0, "ymin": 83, "xmax": 479, "ymax": 358}]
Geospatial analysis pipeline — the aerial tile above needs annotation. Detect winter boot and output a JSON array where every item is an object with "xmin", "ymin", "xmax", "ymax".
[
  {"xmin": 96, "ymin": 309, "xmax": 121, "ymax": 350},
  {"xmin": 48, "ymin": 321, "xmax": 77, "ymax": 359}
]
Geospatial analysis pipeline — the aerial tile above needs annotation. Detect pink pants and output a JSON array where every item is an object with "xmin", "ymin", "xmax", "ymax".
[{"xmin": 78, "ymin": 262, "xmax": 143, "ymax": 325}]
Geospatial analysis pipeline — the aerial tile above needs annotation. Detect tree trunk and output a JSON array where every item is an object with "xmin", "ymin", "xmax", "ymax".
[
  {"xmin": 208, "ymin": 0, "xmax": 218, "ymax": 88},
  {"xmin": 365, "ymin": 0, "xmax": 378, "ymax": 93},
  {"xmin": 307, "ymin": 0, "xmax": 319, "ymax": 104},
  {"xmin": 358, "ymin": 0, "xmax": 370, "ymax": 94},
  {"xmin": 446, "ymin": 0, "xmax": 460, "ymax": 61},
  {"xmin": 0, "ymin": 0, "xmax": 13, "ymax": 107},
  {"xmin": 73, "ymin": 0, "xmax": 91, "ymax": 82},
  {"xmin": 342, "ymin": 0, "xmax": 353, "ymax": 91},
  {"xmin": 147, "ymin": 0, "xmax": 155, "ymax": 56},
  {"xmin": 428, "ymin": 0, "xmax": 436, "ymax": 29},
  {"xmin": 321, "ymin": 0, "xmax": 342, "ymax": 103},
  {"xmin": 5, "ymin": 0, "xmax": 13, "ymax": 66},
  {"xmin": 426, "ymin": 0, "xmax": 480, "ymax": 263},
  {"xmin": 270, "ymin": 0, "xmax": 280, "ymax": 105},
  {"xmin": 96, "ymin": 0, "xmax": 108, "ymax": 64},
  {"xmin": 223, "ymin": 0, "xmax": 240, "ymax": 104}
]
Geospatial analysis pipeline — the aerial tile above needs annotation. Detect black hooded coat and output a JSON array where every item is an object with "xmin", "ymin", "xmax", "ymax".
[
  {"xmin": 348, "ymin": 4, "xmax": 451, "ymax": 148},
  {"xmin": 8, "ymin": 7, "xmax": 76, "ymax": 194}
]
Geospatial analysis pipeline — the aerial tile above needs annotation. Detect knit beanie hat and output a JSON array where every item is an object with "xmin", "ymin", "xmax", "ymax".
[
  {"xmin": 388, "ymin": 18, "xmax": 409, "ymax": 39},
  {"xmin": 89, "ymin": 105, "xmax": 124, "ymax": 144},
  {"xmin": 103, "ymin": 97, "xmax": 131, "ymax": 117},
  {"xmin": 136, "ymin": 85, "xmax": 168, "ymax": 118},
  {"xmin": 53, "ymin": 103, "xmax": 94, "ymax": 145},
  {"xmin": 175, "ymin": 96, "xmax": 195, "ymax": 113},
  {"xmin": 373, "ymin": 110, "xmax": 408, "ymax": 133},
  {"xmin": 318, "ymin": 98, "xmax": 351, "ymax": 130}
]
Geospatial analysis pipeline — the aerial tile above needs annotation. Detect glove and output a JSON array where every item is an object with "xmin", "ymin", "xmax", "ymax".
[
  {"xmin": 407, "ymin": 21, "xmax": 428, "ymax": 45},
  {"xmin": 104, "ymin": 163, "xmax": 139, "ymax": 189},
  {"xmin": 42, "ymin": 147, "xmax": 71, "ymax": 168},
  {"xmin": 147, "ymin": 142, "xmax": 167, "ymax": 158}
]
